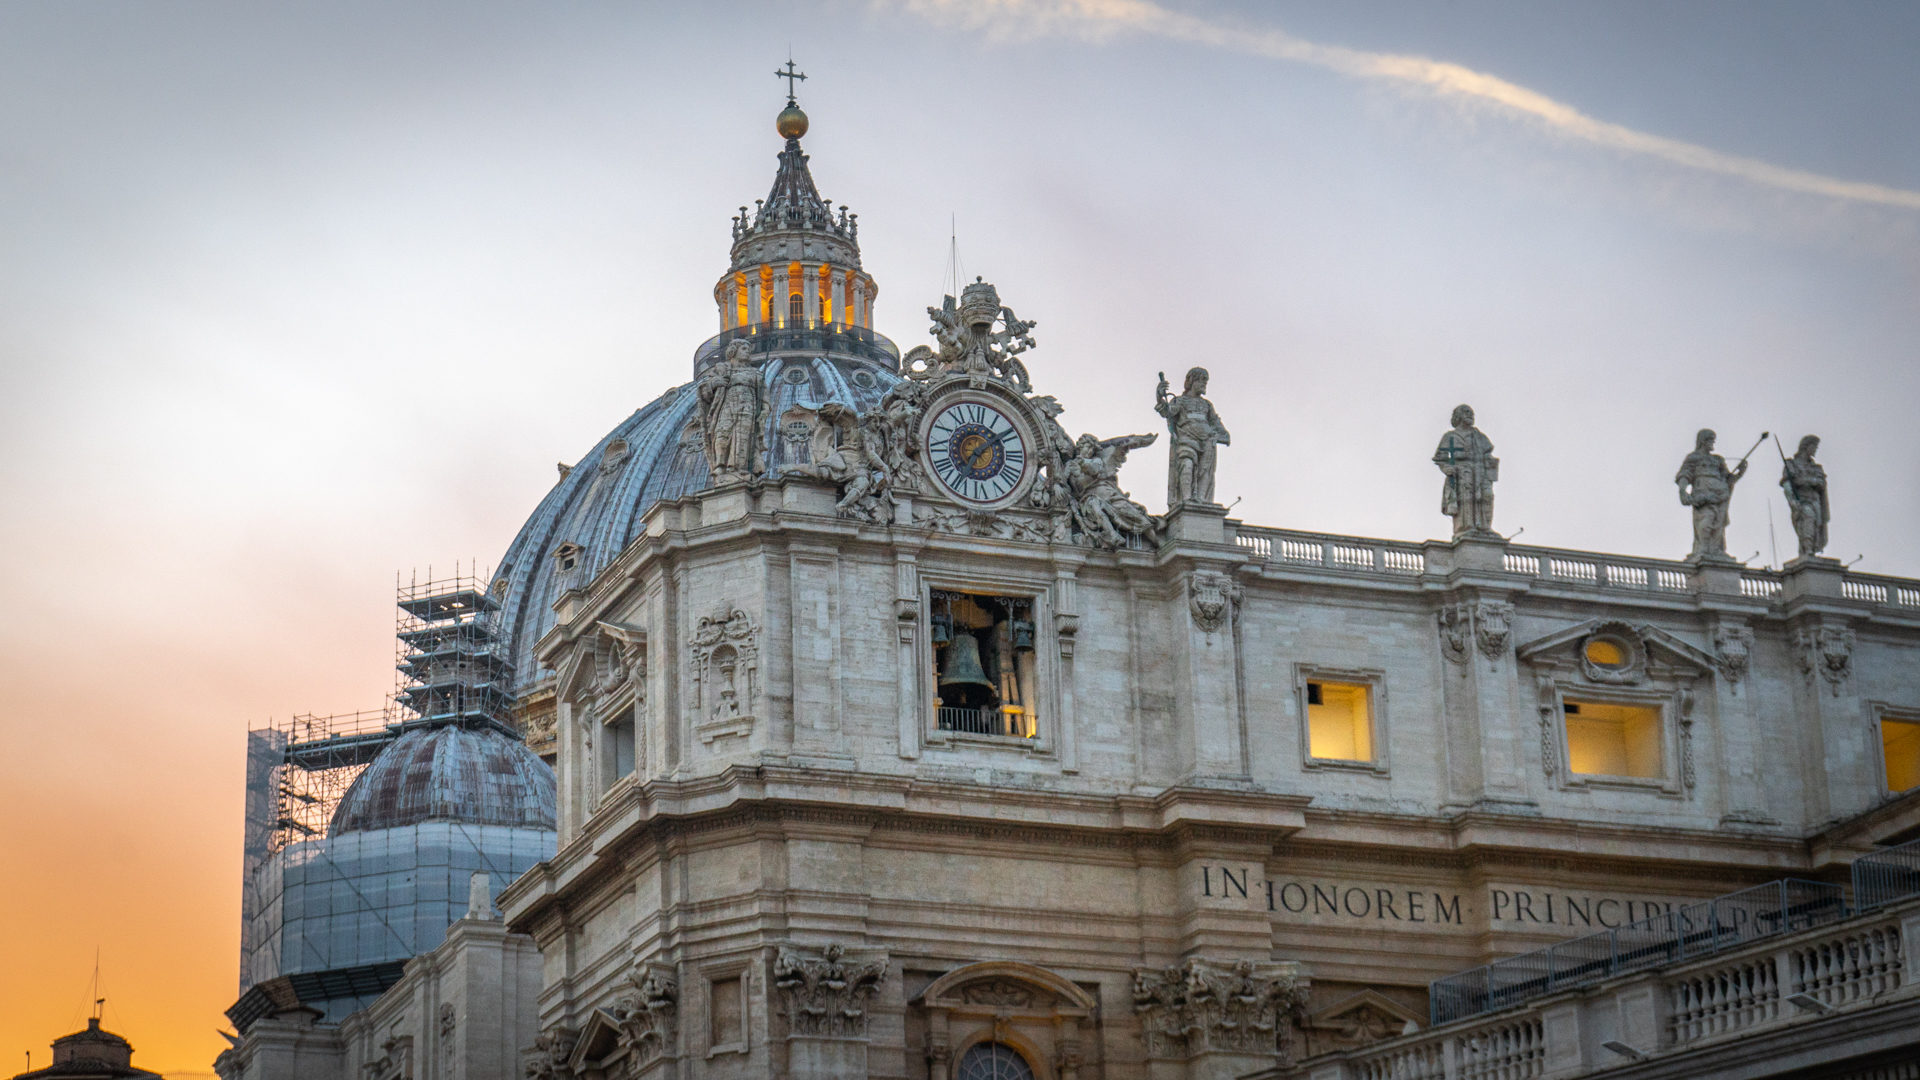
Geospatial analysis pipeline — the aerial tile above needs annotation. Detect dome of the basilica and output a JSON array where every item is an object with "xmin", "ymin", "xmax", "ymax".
[
  {"xmin": 329, "ymin": 724, "xmax": 557, "ymax": 834},
  {"xmin": 492, "ymin": 348, "xmax": 900, "ymax": 691},
  {"xmin": 490, "ymin": 93, "xmax": 901, "ymax": 692}
]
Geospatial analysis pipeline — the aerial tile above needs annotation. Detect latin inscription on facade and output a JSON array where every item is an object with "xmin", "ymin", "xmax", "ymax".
[{"xmin": 1199, "ymin": 867, "xmax": 1698, "ymax": 932}]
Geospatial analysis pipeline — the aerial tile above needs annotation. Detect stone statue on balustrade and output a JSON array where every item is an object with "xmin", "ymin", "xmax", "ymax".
[
  {"xmin": 1064, "ymin": 433, "xmax": 1163, "ymax": 549},
  {"xmin": 1433, "ymin": 404, "xmax": 1498, "ymax": 539},
  {"xmin": 1156, "ymin": 367, "xmax": 1231, "ymax": 507},
  {"xmin": 1674, "ymin": 428, "xmax": 1749, "ymax": 562},
  {"xmin": 696, "ymin": 339, "xmax": 768, "ymax": 481},
  {"xmin": 1779, "ymin": 434, "xmax": 1829, "ymax": 560}
]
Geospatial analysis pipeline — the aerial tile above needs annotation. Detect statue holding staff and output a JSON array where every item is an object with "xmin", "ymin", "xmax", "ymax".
[
  {"xmin": 1778, "ymin": 434, "xmax": 1829, "ymax": 559},
  {"xmin": 1433, "ymin": 404, "xmax": 1498, "ymax": 538},
  {"xmin": 697, "ymin": 339, "xmax": 768, "ymax": 480},
  {"xmin": 1155, "ymin": 367, "xmax": 1231, "ymax": 506},
  {"xmin": 1675, "ymin": 428, "xmax": 1760, "ymax": 562}
]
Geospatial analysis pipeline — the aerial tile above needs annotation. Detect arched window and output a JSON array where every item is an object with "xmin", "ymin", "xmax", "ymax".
[
  {"xmin": 956, "ymin": 1043, "xmax": 1035, "ymax": 1080},
  {"xmin": 789, "ymin": 291, "xmax": 805, "ymax": 323}
]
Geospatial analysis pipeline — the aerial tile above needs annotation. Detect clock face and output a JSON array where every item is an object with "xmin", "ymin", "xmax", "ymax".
[{"xmin": 924, "ymin": 399, "xmax": 1031, "ymax": 506}]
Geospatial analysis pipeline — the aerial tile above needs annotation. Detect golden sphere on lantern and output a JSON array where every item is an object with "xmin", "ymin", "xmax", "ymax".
[{"xmin": 776, "ymin": 103, "xmax": 808, "ymax": 140}]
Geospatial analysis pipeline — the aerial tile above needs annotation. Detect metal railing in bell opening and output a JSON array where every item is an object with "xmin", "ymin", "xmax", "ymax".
[
  {"xmin": 693, "ymin": 322, "xmax": 901, "ymax": 371},
  {"xmin": 1428, "ymin": 878, "xmax": 1848, "ymax": 1026},
  {"xmin": 1853, "ymin": 834, "xmax": 1920, "ymax": 912}
]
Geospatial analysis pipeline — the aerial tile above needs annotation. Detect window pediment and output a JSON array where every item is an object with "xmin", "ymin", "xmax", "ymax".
[
  {"xmin": 1517, "ymin": 619, "xmax": 1716, "ymax": 685},
  {"xmin": 919, "ymin": 961, "xmax": 1095, "ymax": 1017}
]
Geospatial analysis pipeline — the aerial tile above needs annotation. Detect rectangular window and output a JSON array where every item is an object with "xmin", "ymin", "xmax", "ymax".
[
  {"xmin": 1882, "ymin": 717, "xmax": 1920, "ymax": 793},
  {"xmin": 1306, "ymin": 680, "xmax": 1373, "ymax": 761},
  {"xmin": 1564, "ymin": 700, "xmax": 1662, "ymax": 778},
  {"xmin": 601, "ymin": 704, "xmax": 635, "ymax": 791},
  {"xmin": 710, "ymin": 975, "xmax": 744, "ymax": 1048},
  {"xmin": 930, "ymin": 588, "xmax": 1038, "ymax": 739}
]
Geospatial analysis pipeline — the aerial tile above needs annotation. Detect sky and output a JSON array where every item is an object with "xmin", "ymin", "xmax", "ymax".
[{"xmin": 1, "ymin": 0, "xmax": 1916, "ymax": 1070}]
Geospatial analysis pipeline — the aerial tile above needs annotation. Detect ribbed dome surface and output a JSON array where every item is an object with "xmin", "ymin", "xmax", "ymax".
[
  {"xmin": 492, "ymin": 351, "xmax": 899, "ymax": 692},
  {"xmin": 330, "ymin": 725, "xmax": 557, "ymax": 834}
]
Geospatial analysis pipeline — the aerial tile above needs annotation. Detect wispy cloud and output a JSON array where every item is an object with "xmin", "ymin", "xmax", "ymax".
[{"xmin": 899, "ymin": 0, "xmax": 1920, "ymax": 212}]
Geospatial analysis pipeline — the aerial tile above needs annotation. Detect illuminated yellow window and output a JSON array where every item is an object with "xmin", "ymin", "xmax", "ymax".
[
  {"xmin": 1307, "ymin": 681, "xmax": 1372, "ymax": 761},
  {"xmin": 1882, "ymin": 718, "xmax": 1920, "ymax": 792},
  {"xmin": 819, "ymin": 264, "xmax": 833, "ymax": 324},
  {"xmin": 1565, "ymin": 700, "xmax": 1662, "ymax": 778},
  {"xmin": 1585, "ymin": 638, "xmax": 1626, "ymax": 667}
]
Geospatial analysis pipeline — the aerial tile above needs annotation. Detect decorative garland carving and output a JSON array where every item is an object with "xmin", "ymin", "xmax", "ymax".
[
  {"xmin": 1678, "ymin": 688, "xmax": 1697, "ymax": 791},
  {"xmin": 1535, "ymin": 675, "xmax": 1559, "ymax": 778},
  {"xmin": 774, "ymin": 943, "xmax": 887, "ymax": 1038},
  {"xmin": 1132, "ymin": 959, "xmax": 1309, "ymax": 1061}
]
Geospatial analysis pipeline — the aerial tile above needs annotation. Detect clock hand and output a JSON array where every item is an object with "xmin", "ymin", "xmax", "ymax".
[{"xmin": 967, "ymin": 430, "xmax": 1008, "ymax": 469}]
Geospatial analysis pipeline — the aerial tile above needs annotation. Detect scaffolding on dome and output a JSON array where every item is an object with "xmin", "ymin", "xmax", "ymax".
[
  {"xmin": 235, "ymin": 565, "xmax": 547, "ymax": 1020},
  {"xmin": 393, "ymin": 567, "xmax": 518, "ymax": 739}
]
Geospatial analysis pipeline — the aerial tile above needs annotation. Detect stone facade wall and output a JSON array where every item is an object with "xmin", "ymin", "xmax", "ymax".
[{"xmin": 500, "ymin": 480, "xmax": 1920, "ymax": 1078}]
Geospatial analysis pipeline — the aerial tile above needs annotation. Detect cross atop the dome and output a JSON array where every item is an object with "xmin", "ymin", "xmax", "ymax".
[{"xmin": 775, "ymin": 59, "xmax": 807, "ymax": 102}]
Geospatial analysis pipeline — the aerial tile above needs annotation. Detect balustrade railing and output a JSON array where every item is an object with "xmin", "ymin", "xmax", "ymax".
[
  {"xmin": 1503, "ymin": 544, "xmax": 1694, "ymax": 594},
  {"xmin": 1430, "ymin": 879, "xmax": 1846, "ymax": 1024},
  {"xmin": 1843, "ymin": 572, "xmax": 1920, "ymax": 608},
  {"xmin": 1233, "ymin": 527, "xmax": 1425, "ymax": 577},
  {"xmin": 1853, "ymin": 835, "xmax": 1920, "ymax": 911},
  {"xmin": 1233, "ymin": 529, "xmax": 1920, "ymax": 612},
  {"xmin": 1302, "ymin": 895, "xmax": 1914, "ymax": 1080}
]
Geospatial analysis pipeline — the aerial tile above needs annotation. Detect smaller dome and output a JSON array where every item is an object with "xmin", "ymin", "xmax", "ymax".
[
  {"xmin": 777, "ymin": 103, "xmax": 808, "ymax": 139},
  {"xmin": 330, "ymin": 725, "xmax": 556, "ymax": 835}
]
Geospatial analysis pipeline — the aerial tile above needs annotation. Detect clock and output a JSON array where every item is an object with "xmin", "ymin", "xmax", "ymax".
[{"xmin": 922, "ymin": 398, "xmax": 1032, "ymax": 508}]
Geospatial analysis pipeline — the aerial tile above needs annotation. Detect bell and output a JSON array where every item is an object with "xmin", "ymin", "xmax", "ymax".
[{"xmin": 938, "ymin": 633, "xmax": 993, "ymax": 692}]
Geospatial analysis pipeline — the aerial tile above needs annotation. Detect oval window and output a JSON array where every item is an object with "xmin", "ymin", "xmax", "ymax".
[{"xmin": 1585, "ymin": 638, "xmax": 1628, "ymax": 667}]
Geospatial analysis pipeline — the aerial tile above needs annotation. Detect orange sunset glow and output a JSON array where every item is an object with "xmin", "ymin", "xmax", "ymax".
[{"xmin": 4, "ymin": 2, "xmax": 1919, "ymax": 1075}]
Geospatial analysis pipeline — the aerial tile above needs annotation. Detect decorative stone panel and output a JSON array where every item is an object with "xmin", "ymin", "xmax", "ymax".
[
  {"xmin": 691, "ymin": 606, "xmax": 758, "ymax": 743},
  {"xmin": 774, "ymin": 943, "xmax": 887, "ymax": 1038},
  {"xmin": 1132, "ymin": 958, "xmax": 1310, "ymax": 1062}
]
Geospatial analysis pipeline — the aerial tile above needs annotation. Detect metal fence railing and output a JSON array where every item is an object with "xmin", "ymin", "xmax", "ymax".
[
  {"xmin": 1853, "ymin": 835, "xmax": 1920, "ymax": 911},
  {"xmin": 1430, "ymin": 879, "xmax": 1848, "ymax": 1025}
]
